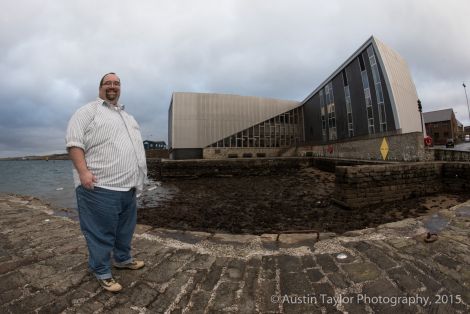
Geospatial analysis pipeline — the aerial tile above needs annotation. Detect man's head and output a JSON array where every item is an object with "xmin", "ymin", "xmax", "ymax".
[{"xmin": 99, "ymin": 72, "xmax": 121, "ymax": 105}]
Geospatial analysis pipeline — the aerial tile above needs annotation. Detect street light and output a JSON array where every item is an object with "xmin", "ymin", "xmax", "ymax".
[
  {"xmin": 464, "ymin": 83, "xmax": 470, "ymax": 123},
  {"xmin": 417, "ymin": 99, "xmax": 424, "ymax": 134}
]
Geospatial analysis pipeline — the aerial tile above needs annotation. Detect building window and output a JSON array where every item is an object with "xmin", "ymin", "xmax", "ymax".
[
  {"xmin": 360, "ymin": 61, "xmax": 375, "ymax": 134},
  {"xmin": 343, "ymin": 70, "xmax": 354, "ymax": 137},
  {"xmin": 321, "ymin": 106, "xmax": 327, "ymax": 142},
  {"xmin": 344, "ymin": 85, "xmax": 354, "ymax": 137},
  {"xmin": 206, "ymin": 107, "xmax": 304, "ymax": 149},
  {"xmin": 359, "ymin": 54, "xmax": 366, "ymax": 71},
  {"xmin": 320, "ymin": 89, "xmax": 327, "ymax": 141},
  {"xmin": 325, "ymin": 82, "xmax": 336, "ymax": 140},
  {"xmin": 367, "ymin": 46, "xmax": 387, "ymax": 132},
  {"xmin": 327, "ymin": 103, "xmax": 337, "ymax": 140},
  {"xmin": 325, "ymin": 82, "xmax": 334, "ymax": 104},
  {"xmin": 342, "ymin": 70, "xmax": 348, "ymax": 86}
]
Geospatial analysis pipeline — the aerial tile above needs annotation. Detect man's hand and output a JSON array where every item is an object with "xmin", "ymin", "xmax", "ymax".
[
  {"xmin": 79, "ymin": 170, "xmax": 98, "ymax": 190},
  {"xmin": 68, "ymin": 147, "xmax": 97, "ymax": 190}
]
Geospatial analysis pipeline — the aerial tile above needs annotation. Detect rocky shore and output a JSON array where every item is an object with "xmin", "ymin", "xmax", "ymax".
[{"xmin": 138, "ymin": 167, "xmax": 470, "ymax": 235}]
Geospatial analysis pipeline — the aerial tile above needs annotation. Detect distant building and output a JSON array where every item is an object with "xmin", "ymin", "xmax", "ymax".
[
  {"xmin": 465, "ymin": 126, "xmax": 470, "ymax": 135},
  {"xmin": 168, "ymin": 36, "xmax": 422, "ymax": 160},
  {"xmin": 423, "ymin": 109, "xmax": 460, "ymax": 144},
  {"xmin": 457, "ymin": 120, "xmax": 464, "ymax": 140},
  {"xmin": 143, "ymin": 140, "xmax": 167, "ymax": 150}
]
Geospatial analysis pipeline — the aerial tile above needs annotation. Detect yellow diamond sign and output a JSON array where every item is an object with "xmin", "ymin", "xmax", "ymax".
[{"xmin": 380, "ymin": 137, "xmax": 389, "ymax": 160}]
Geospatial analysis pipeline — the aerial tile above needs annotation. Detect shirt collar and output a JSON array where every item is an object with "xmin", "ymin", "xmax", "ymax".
[{"xmin": 97, "ymin": 97, "xmax": 125, "ymax": 111}]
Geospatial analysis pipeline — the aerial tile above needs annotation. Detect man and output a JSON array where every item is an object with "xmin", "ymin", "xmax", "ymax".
[{"xmin": 66, "ymin": 73, "xmax": 147, "ymax": 292}]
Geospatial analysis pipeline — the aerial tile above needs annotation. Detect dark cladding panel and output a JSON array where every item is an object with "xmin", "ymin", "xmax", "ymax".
[
  {"xmin": 170, "ymin": 148, "xmax": 203, "ymax": 160},
  {"xmin": 332, "ymin": 73, "xmax": 347, "ymax": 139},
  {"xmin": 303, "ymin": 93, "xmax": 323, "ymax": 143},
  {"xmin": 168, "ymin": 99, "xmax": 173, "ymax": 148},
  {"xmin": 363, "ymin": 48, "xmax": 381, "ymax": 134},
  {"xmin": 347, "ymin": 57, "xmax": 369, "ymax": 136}
]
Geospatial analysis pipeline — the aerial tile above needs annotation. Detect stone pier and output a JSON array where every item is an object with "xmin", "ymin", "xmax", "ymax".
[{"xmin": 0, "ymin": 194, "xmax": 469, "ymax": 313}]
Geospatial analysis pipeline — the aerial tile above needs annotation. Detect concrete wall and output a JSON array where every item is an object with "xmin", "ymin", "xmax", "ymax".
[
  {"xmin": 203, "ymin": 147, "xmax": 284, "ymax": 159},
  {"xmin": 147, "ymin": 157, "xmax": 470, "ymax": 209},
  {"xmin": 147, "ymin": 158, "xmax": 311, "ymax": 179},
  {"xmin": 204, "ymin": 132, "xmax": 427, "ymax": 162},
  {"xmin": 333, "ymin": 162, "xmax": 470, "ymax": 209},
  {"xmin": 146, "ymin": 157, "xmax": 386, "ymax": 180},
  {"xmin": 443, "ymin": 162, "xmax": 470, "ymax": 192},
  {"xmin": 298, "ymin": 132, "xmax": 425, "ymax": 161},
  {"xmin": 433, "ymin": 149, "xmax": 470, "ymax": 162},
  {"xmin": 145, "ymin": 149, "xmax": 169, "ymax": 159}
]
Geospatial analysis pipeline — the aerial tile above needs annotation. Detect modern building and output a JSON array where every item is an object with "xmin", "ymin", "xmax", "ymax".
[
  {"xmin": 168, "ymin": 92, "xmax": 302, "ymax": 159},
  {"xmin": 302, "ymin": 36, "xmax": 421, "ymax": 144},
  {"xmin": 423, "ymin": 108, "xmax": 461, "ymax": 144},
  {"xmin": 168, "ymin": 36, "xmax": 423, "ymax": 160}
]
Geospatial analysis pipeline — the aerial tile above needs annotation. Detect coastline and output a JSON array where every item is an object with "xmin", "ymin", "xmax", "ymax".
[{"xmin": 0, "ymin": 153, "xmax": 69, "ymax": 161}]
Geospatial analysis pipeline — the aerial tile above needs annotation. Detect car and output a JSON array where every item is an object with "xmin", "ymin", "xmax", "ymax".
[
  {"xmin": 446, "ymin": 138, "xmax": 455, "ymax": 148},
  {"xmin": 465, "ymin": 134, "xmax": 470, "ymax": 142}
]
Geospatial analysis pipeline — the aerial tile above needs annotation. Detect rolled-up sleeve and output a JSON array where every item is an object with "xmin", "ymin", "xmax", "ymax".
[{"xmin": 65, "ymin": 106, "xmax": 92, "ymax": 151}]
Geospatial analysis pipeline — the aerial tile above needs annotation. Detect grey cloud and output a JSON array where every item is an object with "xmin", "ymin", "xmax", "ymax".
[{"xmin": 1, "ymin": 0, "xmax": 469, "ymax": 157}]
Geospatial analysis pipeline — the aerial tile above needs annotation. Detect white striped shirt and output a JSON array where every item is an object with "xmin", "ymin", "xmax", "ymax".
[{"xmin": 66, "ymin": 98, "xmax": 147, "ymax": 192}]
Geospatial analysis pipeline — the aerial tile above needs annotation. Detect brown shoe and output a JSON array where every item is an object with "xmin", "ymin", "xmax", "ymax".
[
  {"xmin": 114, "ymin": 260, "xmax": 145, "ymax": 270},
  {"xmin": 98, "ymin": 277, "xmax": 122, "ymax": 292}
]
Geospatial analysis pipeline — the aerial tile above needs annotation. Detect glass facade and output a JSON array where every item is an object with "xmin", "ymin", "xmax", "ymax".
[
  {"xmin": 325, "ymin": 82, "xmax": 336, "ymax": 140},
  {"xmin": 207, "ymin": 106, "xmax": 304, "ymax": 148},
  {"xmin": 360, "ymin": 54, "xmax": 375, "ymax": 135},
  {"xmin": 367, "ymin": 46, "xmax": 387, "ymax": 132},
  {"xmin": 343, "ymin": 70, "xmax": 354, "ymax": 137},
  {"xmin": 320, "ymin": 90, "xmax": 327, "ymax": 141},
  {"xmin": 344, "ymin": 85, "xmax": 354, "ymax": 137}
]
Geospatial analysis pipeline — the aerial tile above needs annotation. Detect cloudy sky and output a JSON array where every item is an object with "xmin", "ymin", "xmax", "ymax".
[{"xmin": 1, "ymin": 0, "xmax": 469, "ymax": 157}]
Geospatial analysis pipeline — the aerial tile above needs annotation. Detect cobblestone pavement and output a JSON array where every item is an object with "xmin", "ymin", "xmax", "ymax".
[{"xmin": 1, "ymin": 194, "xmax": 469, "ymax": 313}]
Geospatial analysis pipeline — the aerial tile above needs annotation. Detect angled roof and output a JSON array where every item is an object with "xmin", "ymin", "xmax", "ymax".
[
  {"xmin": 300, "ymin": 35, "xmax": 420, "ymax": 134},
  {"xmin": 423, "ymin": 109, "xmax": 454, "ymax": 123},
  {"xmin": 300, "ymin": 35, "xmax": 378, "ymax": 105}
]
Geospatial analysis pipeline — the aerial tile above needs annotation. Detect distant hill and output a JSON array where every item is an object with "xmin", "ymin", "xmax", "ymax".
[
  {"xmin": 0, "ymin": 150, "xmax": 167, "ymax": 160},
  {"xmin": 0, "ymin": 153, "xmax": 69, "ymax": 161}
]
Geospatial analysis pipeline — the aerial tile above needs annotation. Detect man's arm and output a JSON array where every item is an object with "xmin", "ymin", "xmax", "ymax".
[{"xmin": 68, "ymin": 147, "xmax": 97, "ymax": 189}]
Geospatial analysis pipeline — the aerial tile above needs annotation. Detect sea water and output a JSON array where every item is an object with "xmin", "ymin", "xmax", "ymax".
[
  {"xmin": 0, "ymin": 159, "xmax": 174, "ymax": 215},
  {"xmin": 0, "ymin": 160, "xmax": 76, "ymax": 209}
]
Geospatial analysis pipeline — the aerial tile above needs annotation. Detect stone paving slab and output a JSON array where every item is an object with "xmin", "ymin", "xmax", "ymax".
[{"xmin": 0, "ymin": 194, "xmax": 469, "ymax": 313}]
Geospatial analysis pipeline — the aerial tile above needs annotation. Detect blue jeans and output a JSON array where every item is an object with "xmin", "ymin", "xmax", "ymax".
[{"xmin": 76, "ymin": 186, "xmax": 137, "ymax": 279}]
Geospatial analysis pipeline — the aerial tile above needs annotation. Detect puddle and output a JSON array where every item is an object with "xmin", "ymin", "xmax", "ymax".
[{"xmin": 423, "ymin": 214, "xmax": 449, "ymax": 233}]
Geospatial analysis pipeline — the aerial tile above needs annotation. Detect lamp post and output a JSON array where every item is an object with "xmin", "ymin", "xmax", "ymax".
[
  {"xmin": 464, "ymin": 83, "xmax": 470, "ymax": 123},
  {"xmin": 417, "ymin": 99, "xmax": 424, "ymax": 134}
]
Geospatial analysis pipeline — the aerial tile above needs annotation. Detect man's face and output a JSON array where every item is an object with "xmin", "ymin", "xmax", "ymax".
[{"xmin": 99, "ymin": 74, "xmax": 121, "ymax": 104}]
